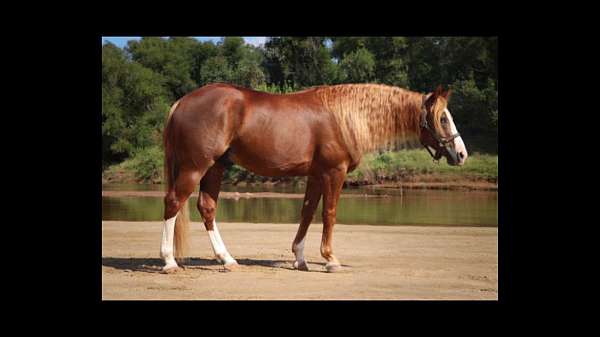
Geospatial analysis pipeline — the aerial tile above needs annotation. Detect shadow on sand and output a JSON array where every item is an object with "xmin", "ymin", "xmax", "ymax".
[{"xmin": 102, "ymin": 257, "xmax": 350, "ymax": 274}]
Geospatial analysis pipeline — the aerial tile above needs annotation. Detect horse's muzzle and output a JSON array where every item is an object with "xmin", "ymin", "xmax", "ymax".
[{"xmin": 444, "ymin": 147, "xmax": 464, "ymax": 166}]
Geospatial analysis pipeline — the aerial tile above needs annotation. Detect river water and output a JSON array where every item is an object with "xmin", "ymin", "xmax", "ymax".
[{"xmin": 102, "ymin": 184, "xmax": 497, "ymax": 227}]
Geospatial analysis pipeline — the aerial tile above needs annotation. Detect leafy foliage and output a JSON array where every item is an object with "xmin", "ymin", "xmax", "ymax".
[
  {"xmin": 102, "ymin": 43, "xmax": 169, "ymax": 167},
  {"xmin": 102, "ymin": 36, "xmax": 498, "ymax": 180},
  {"xmin": 263, "ymin": 37, "xmax": 341, "ymax": 86},
  {"xmin": 124, "ymin": 146, "xmax": 164, "ymax": 183},
  {"xmin": 199, "ymin": 55, "xmax": 233, "ymax": 84},
  {"xmin": 339, "ymin": 48, "xmax": 376, "ymax": 83},
  {"xmin": 449, "ymin": 79, "xmax": 498, "ymax": 153}
]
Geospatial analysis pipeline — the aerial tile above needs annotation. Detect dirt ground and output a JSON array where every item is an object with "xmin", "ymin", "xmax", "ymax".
[{"xmin": 102, "ymin": 221, "xmax": 498, "ymax": 300}]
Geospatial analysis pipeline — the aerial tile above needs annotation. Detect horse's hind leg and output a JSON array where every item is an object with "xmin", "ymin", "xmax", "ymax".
[
  {"xmin": 291, "ymin": 175, "xmax": 322, "ymax": 271},
  {"xmin": 161, "ymin": 168, "xmax": 204, "ymax": 272},
  {"xmin": 197, "ymin": 162, "xmax": 238, "ymax": 270}
]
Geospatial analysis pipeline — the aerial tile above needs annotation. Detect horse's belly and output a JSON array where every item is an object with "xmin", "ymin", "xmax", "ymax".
[{"xmin": 228, "ymin": 141, "xmax": 313, "ymax": 177}]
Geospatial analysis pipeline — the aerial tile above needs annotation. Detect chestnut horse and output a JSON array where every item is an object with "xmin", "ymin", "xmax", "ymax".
[{"xmin": 160, "ymin": 83, "xmax": 467, "ymax": 273}]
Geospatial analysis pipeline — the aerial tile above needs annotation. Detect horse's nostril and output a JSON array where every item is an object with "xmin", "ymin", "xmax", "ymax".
[{"xmin": 459, "ymin": 152, "xmax": 465, "ymax": 159}]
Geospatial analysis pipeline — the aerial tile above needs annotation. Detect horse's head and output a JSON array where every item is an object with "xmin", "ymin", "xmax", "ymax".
[{"xmin": 419, "ymin": 85, "xmax": 468, "ymax": 166}]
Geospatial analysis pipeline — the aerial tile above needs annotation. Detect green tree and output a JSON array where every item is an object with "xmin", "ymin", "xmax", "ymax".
[
  {"xmin": 263, "ymin": 37, "xmax": 339, "ymax": 88},
  {"xmin": 229, "ymin": 43, "xmax": 267, "ymax": 88},
  {"xmin": 332, "ymin": 37, "xmax": 409, "ymax": 87},
  {"xmin": 365, "ymin": 37, "xmax": 409, "ymax": 87},
  {"xmin": 102, "ymin": 42, "xmax": 169, "ymax": 166},
  {"xmin": 339, "ymin": 48, "xmax": 376, "ymax": 83},
  {"xmin": 405, "ymin": 37, "xmax": 437, "ymax": 92},
  {"xmin": 102, "ymin": 43, "xmax": 128, "ymax": 167},
  {"xmin": 126, "ymin": 37, "xmax": 199, "ymax": 99},
  {"xmin": 233, "ymin": 58, "xmax": 266, "ymax": 88},
  {"xmin": 200, "ymin": 55, "xmax": 233, "ymax": 84},
  {"xmin": 220, "ymin": 37, "xmax": 245, "ymax": 68},
  {"xmin": 331, "ymin": 36, "xmax": 369, "ymax": 60},
  {"xmin": 438, "ymin": 37, "xmax": 497, "ymax": 89},
  {"xmin": 406, "ymin": 37, "xmax": 497, "ymax": 92},
  {"xmin": 449, "ymin": 78, "xmax": 498, "ymax": 153}
]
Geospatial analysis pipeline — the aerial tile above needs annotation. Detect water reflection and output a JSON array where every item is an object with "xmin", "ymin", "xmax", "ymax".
[{"xmin": 102, "ymin": 186, "xmax": 497, "ymax": 227}]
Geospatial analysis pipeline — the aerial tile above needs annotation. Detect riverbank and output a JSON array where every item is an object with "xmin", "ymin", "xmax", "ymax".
[
  {"xmin": 101, "ymin": 183, "xmax": 497, "ymax": 199},
  {"xmin": 102, "ymin": 221, "xmax": 498, "ymax": 300},
  {"xmin": 102, "ymin": 190, "xmax": 392, "ymax": 198},
  {"xmin": 102, "ymin": 149, "xmax": 498, "ymax": 191}
]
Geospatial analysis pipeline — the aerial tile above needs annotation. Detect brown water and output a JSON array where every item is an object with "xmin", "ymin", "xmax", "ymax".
[{"xmin": 102, "ymin": 184, "xmax": 497, "ymax": 227}]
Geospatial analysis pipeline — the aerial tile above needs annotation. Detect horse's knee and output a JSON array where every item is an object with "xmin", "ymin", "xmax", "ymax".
[
  {"xmin": 322, "ymin": 208, "xmax": 336, "ymax": 224},
  {"xmin": 164, "ymin": 193, "xmax": 180, "ymax": 219}
]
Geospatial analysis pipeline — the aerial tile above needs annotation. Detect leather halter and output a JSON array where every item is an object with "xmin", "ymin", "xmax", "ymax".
[{"xmin": 420, "ymin": 99, "xmax": 460, "ymax": 161}]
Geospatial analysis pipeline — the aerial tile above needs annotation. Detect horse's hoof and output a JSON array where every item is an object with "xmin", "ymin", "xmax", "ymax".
[
  {"xmin": 293, "ymin": 261, "xmax": 309, "ymax": 271},
  {"xmin": 223, "ymin": 261, "xmax": 239, "ymax": 271},
  {"xmin": 161, "ymin": 266, "xmax": 182, "ymax": 274},
  {"xmin": 325, "ymin": 263, "xmax": 341, "ymax": 273}
]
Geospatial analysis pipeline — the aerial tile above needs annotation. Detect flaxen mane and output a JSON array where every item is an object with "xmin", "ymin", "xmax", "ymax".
[{"xmin": 315, "ymin": 84, "xmax": 438, "ymax": 163}]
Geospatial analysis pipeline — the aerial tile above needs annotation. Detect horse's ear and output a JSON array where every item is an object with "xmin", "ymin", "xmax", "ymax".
[
  {"xmin": 426, "ymin": 85, "xmax": 443, "ymax": 105},
  {"xmin": 442, "ymin": 88, "xmax": 452, "ymax": 100}
]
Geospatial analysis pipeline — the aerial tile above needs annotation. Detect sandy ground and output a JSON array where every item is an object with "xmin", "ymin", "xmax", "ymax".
[{"xmin": 102, "ymin": 221, "xmax": 498, "ymax": 300}]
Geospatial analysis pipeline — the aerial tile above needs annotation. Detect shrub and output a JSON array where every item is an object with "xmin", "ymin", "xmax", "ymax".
[
  {"xmin": 254, "ymin": 82, "xmax": 297, "ymax": 94},
  {"xmin": 122, "ymin": 146, "xmax": 164, "ymax": 183}
]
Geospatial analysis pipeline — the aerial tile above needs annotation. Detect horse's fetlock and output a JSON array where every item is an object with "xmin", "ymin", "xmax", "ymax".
[
  {"xmin": 320, "ymin": 246, "xmax": 333, "ymax": 258},
  {"xmin": 160, "ymin": 247, "xmax": 173, "ymax": 259}
]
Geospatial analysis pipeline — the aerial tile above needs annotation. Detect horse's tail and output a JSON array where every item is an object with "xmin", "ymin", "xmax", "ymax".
[
  {"xmin": 174, "ymin": 198, "xmax": 190, "ymax": 261},
  {"xmin": 163, "ymin": 99, "xmax": 190, "ymax": 260}
]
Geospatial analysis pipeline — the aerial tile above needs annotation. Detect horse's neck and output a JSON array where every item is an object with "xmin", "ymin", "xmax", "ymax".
[{"xmin": 320, "ymin": 85, "xmax": 423, "ymax": 160}]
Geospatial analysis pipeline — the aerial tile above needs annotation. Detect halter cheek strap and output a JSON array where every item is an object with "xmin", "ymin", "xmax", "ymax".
[
  {"xmin": 423, "ymin": 141, "xmax": 442, "ymax": 160},
  {"xmin": 420, "ymin": 100, "xmax": 460, "ymax": 160}
]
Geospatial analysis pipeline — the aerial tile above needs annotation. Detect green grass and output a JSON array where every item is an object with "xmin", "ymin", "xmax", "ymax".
[
  {"xmin": 103, "ymin": 148, "xmax": 498, "ymax": 185},
  {"xmin": 347, "ymin": 149, "xmax": 498, "ymax": 182}
]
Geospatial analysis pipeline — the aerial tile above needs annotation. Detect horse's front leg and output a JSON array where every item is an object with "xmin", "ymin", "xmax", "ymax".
[
  {"xmin": 319, "ymin": 166, "xmax": 347, "ymax": 273},
  {"xmin": 291, "ymin": 175, "xmax": 322, "ymax": 271}
]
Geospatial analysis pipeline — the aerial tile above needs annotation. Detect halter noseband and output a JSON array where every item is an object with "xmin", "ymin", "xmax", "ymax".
[{"xmin": 420, "ymin": 99, "xmax": 461, "ymax": 161}]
